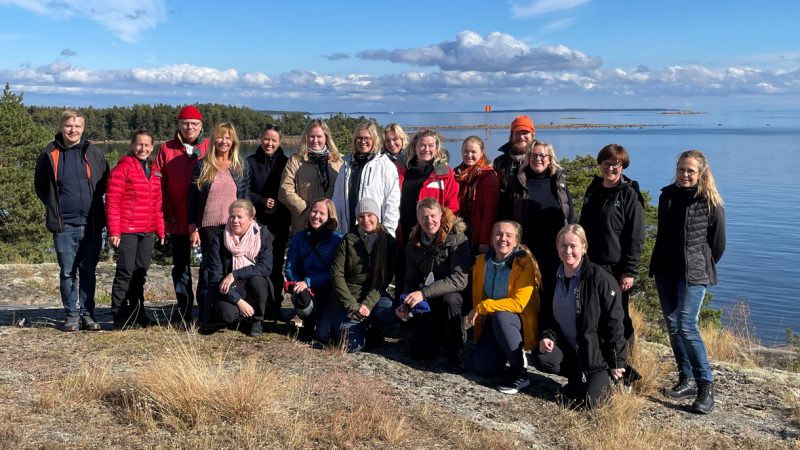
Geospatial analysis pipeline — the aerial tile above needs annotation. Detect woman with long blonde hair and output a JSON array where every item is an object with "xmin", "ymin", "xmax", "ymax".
[
  {"xmin": 650, "ymin": 149, "xmax": 725, "ymax": 414},
  {"xmin": 279, "ymin": 119, "xmax": 344, "ymax": 234},
  {"xmin": 188, "ymin": 122, "xmax": 250, "ymax": 323}
]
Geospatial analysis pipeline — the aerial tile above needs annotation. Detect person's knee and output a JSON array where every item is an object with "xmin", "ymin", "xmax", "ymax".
[{"xmin": 531, "ymin": 350, "xmax": 560, "ymax": 374}]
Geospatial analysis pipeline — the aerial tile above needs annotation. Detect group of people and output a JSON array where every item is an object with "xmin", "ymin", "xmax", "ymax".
[{"xmin": 34, "ymin": 109, "xmax": 725, "ymax": 413}]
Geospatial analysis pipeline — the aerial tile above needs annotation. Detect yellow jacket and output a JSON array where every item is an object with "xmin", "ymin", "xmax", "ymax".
[{"xmin": 472, "ymin": 250, "xmax": 541, "ymax": 350}]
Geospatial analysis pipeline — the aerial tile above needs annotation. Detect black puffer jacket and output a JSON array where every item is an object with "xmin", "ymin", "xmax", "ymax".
[
  {"xmin": 579, "ymin": 175, "xmax": 645, "ymax": 278},
  {"xmin": 649, "ymin": 184, "xmax": 726, "ymax": 285},
  {"xmin": 539, "ymin": 259, "xmax": 627, "ymax": 375}
]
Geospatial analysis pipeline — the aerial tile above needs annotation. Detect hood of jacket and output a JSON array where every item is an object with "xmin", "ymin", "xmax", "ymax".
[{"xmin": 408, "ymin": 206, "xmax": 467, "ymax": 247}]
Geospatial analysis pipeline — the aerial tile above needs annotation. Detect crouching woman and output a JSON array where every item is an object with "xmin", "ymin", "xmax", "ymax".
[
  {"xmin": 466, "ymin": 221, "xmax": 541, "ymax": 394},
  {"xmin": 331, "ymin": 198, "xmax": 396, "ymax": 352},
  {"xmin": 532, "ymin": 224, "xmax": 627, "ymax": 408},
  {"xmin": 206, "ymin": 199, "xmax": 274, "ymax": 337}
]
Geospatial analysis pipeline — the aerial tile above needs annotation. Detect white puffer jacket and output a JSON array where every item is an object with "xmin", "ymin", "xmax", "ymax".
[{"xmin": 333, "ymin": 152, "xmax": 401, "ymax": 236}]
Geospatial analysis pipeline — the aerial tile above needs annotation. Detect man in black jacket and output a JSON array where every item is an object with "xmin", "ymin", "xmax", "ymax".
[
  {"xmin": 493, "ymin": 115, "xmax": 535, "ymax": 220},
  {"xmin": 34, "ymin": 110, "xmax": 109, "ymax": 332}
]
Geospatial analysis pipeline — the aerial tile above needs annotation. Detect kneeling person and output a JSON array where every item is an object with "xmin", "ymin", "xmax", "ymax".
[
  {"xmin": 331, "ymin": 198, "xmax": 396, "ymax": 352},
  {"xmin": 467, "ymin": 221, "xmax": 541, "ymax": 394},
  {"xmin": 206, "ymin": 199, "xmax": 274, "ymax": 337}
]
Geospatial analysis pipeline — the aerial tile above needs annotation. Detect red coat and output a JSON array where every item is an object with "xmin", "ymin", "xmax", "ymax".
[
  {"xmin": 459, "ymin": 167, "xmax": 499, "ymax": 248},
  {"xmin": 106, "ymin": 155, "xmax": 165, "ymax": 238},
  {"xmin": 398, "ymin": 161, "xmax": 460, "ymax": 214},
  {"xmin": 153, "ymin": 134, "xmax": 208, "ymax": 235}
]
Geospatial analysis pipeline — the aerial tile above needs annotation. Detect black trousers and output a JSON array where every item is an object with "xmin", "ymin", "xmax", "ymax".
[
  {"xmin": 111, "ymin": 233, "xmax": 153, "ymax": 323},
  {"xmin": 170, "ymin": 234, "xmax": 194, "ymax": 319},
  {"xmin": 532, "ymin": 340, "xmax": 613, "ymax": 408},
  {"xmin": 215, "ymin": 276, "xmax": 271, "ymax": 324},
  {"xmin": 268, "ymin": 228, "xmax": 289, "ymax": 318},
  {"xmin": 410, "ymin": 292, "xmax": 464, "ymax": 361},
  {"xmin": 198, "ymin": 225, "xmax": 224, "ymax": 323}
]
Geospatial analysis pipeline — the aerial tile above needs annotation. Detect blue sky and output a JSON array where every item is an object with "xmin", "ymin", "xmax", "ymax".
[{"xmin": 0, "ymin": 0, "xmax": 798, "ymax": 112}]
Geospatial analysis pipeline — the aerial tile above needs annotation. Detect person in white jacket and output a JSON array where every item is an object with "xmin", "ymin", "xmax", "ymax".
[{"xmin": 333, "ymin": 121, "xmax": 401, "ymax": 237}]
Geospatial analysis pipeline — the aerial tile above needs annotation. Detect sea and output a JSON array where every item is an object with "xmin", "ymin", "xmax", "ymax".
[{"xmin": 107, "ymin": 109, "xmax": 800, "ymax": 345}]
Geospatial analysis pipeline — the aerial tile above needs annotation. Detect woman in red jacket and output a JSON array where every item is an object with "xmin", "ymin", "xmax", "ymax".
[
  {"xmin": 106, "ymin": 130, "xmax": 165, "ymax": 329},
  {"xmin": 454, "ymin": 136, "xmax": 499, "ymax": 254}
]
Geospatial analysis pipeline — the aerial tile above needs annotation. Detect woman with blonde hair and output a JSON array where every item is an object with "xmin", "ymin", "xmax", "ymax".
[
  {"xmin": 466, "ymin": 220, "xmax": 540, "ymax": 394},
  {"xmin": 284, "ymin": 198, "xmax": 344, "ymax": 344},
  {"xmin": 532, "ymin": 224, "xmax": 626, "ymax": 409},
  {"xmin": 332, "ymin": 121, "xmax": 401, "ymax": 236},
  {"xmin": 650, "ymin": 150, "xmax": 725, "ymax": 414},
  {"xmin": 205, "ymin": 199, "xmax": 274, "ymax": 337},
  {"xmin": 279, "ymin": 119, "xmax": 344, "ymax": 234},
  {"xmin": 189, "ymin": 122, "xmax": 250, "ymax": 324},
  {"xmin": 516, "ymin": 140, "xmax": 574, "ymax": 309},
  {"xmin": 383, "ymin": 122, "xmax": 408, "ymax": 167}
]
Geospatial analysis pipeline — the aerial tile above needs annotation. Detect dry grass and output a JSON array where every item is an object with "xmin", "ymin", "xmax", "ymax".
[
  {"xmin": 702, "ymin": 303, "xmax": 760, "ymax": 368},
  {"xmin": 32, "ymin": 358, "xmax": 116, "ymax": 413},
  {"xmin": 628, "ymin": 304, "xmax": 672, "ymax": 395}
]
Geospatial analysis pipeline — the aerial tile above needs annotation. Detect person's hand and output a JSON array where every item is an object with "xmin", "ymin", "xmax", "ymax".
[
  {"xmin": 610, "ymin": 367, "xmax": 626, "ymax": 380},
  {"xmin": 358, "ymin": 304, "xmax": 371, "ymax": 318},
  {"xmin": 190, "ymin": 230, "xmax": 200, "ymax": 248},
  {"xmin": 620, "ymin": 275, "xmax": 634, "ymax": 292},
  {"xmin": 219, "ymin": 273, "xmax": 235, "ymax": 294},
  {"xmin": 403, "ymin": 291, "xmax": 424, "ymax": 308},
  {"xmin": 109, "ymin": 236, "xmax": 120, "ymax": 248},
  {"xmin": 293, "ymin": 281, "xmax": 308, "ymax": 293},
  {"xmin": 159, "ymin": 237, "xmax": 166, "ymax": 246},
  {"xmin": 466, "ymin": 308, "xmax": 479, "ymax": 327},
  {"xmin": 395, "ymin": 304, "xmax": 410, "ymax": 321},
  {"xmin": 478, "ymin": 244, "xmax": 490, "ymax": 254},
  {"xmin": 237, "ymin": 299, "xmax": 254, "ymax": 318},
  {"xmin": 539, "ymin": 338, "xmax": 554, "ymax": 353}
]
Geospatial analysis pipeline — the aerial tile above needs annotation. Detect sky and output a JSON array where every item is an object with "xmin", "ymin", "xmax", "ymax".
[{"xmin": 0, "ymin": 0, "xmax": 798, "ymax": 112}]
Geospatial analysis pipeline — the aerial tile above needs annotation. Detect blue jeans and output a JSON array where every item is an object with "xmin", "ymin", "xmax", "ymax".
[
  {"xmin": 336, "ymin": 297, "xmax": 394, "ymax": 353},
  {"xmin": 655, "ymin": 275, "xmax": 713, "ymax": 382},
  {"xmin": 53, "ymin": 225, "xmax": 103, "ymax": 317}
]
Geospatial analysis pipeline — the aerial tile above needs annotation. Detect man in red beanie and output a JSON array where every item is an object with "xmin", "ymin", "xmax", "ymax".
[
  {"xmin": 493, "ymin": 115, "xmax": 535, "ymax": 221},
  {"xmin": 153, "ymin": 105, "xmax": 208, "ymax": 324}
]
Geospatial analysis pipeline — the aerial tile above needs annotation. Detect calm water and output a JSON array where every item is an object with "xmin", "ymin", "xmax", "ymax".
[{"xmin": 108, "ymin": 109, "xmax": 800, "ymax": 344}]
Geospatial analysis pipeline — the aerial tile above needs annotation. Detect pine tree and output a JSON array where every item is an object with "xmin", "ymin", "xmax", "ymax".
[{"xmin": 0, "ymin": 83, "xmax": 54, "ymax": 262}]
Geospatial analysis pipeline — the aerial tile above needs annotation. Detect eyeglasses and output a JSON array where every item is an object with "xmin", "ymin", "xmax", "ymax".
[
  {"xmin": 264, "ymin": 124, "xmax": 281, "ymax": 133},
  {"xmin": 677, "ymin": 168, "xmax": 699, "ymax": 176},
  {"xmin": 600, "ymin": 160, "xmax": 622, "ymax": 169},
  {"xmin": 179, "ymin": 120, "xmax": 202, "ymax": 128},
  {"xmin": 356, "ymin": 136, "xmax": 373, "ymax": 142},
  {"xmin": 530, "ymin": 153, "xmax": 549, "ymax": 160}
]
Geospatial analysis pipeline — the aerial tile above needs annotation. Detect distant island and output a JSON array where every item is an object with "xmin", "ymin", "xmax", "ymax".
[{"xmin": 660, "ymin": 109, "xmax": 707, "ymax": 115}]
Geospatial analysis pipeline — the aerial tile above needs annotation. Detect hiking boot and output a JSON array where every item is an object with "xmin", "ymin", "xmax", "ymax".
[
  {"xmin": 665, "ymin": 376, "xmax": 697, "ymax": 400},
  {"xmin": 80, "ymin": 315, "xmax": 101, "ymax": 331},
  {"xmin": 249, "ymin": 321, "xmax": 263, "ymax": 337},
  {"xmin": 692, "ymin": 380, "xmax": 715, "ymax": 414},
  {"xmin": 497, "ymin": 369, "xmax": 530, "ymax": 394},
  {"xmin": 63, "ymin": 314, "xmax": 80, "ymax": 332},
  {"xmin": 135, "ymin": 312, "xmax": 156, "ymax": 328}
]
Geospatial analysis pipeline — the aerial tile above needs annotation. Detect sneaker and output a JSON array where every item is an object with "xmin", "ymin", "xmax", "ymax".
[
  {"xmin": 497, "ymin": 369, "xmax": 530, "ymax": 394},
  {"xmin": 692, "ymin": 380, "xmax": 715, "ymax": 414},
  {"xmin": 63, "ymin": 314, "xmax": 80, "ymax": 332},
  {"xmin": 665, "ymin": 376, "xmax": 697, "ymax": 400},
  {"xmin": 249, "ymin": 321, "xmax": 263, "ymax": 337},
  {"xmin": 80, "ymin": 315, "xmax": 101, "ymax": 331}
]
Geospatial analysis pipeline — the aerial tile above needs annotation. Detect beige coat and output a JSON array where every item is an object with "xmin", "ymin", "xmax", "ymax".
[{"xmin": 279, "ymin": 153, "xmax": 343, "ymax": 234}]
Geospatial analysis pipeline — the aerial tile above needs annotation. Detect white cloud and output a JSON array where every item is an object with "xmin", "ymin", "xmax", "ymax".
[
  {"xmin": 358, "ymin": 30, "xmax": 601, "ymax": 72},
  {"xmin": 2, "ymin": 57, "xmax": 799, "ymax": 109},
  {"xmin": 0, "ymin": 0, "xmax": 167, "ymax": 42},
  {"xmin": 510, "ymin": 0, "xmax": 590, "ymax": 18},
  {"xmin": 542, "ymin": 17, "xmax": 575, "ymax": 33}
]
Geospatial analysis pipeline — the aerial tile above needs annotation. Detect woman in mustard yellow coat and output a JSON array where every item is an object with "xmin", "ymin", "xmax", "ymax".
[{"xmin": 466, "ymin": 220, "xmax": 541, "ymax": 395}]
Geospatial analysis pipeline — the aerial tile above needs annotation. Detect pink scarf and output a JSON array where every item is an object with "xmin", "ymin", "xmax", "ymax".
[{"xmin": 224, "ymin": 222, "xmax": 261, "ymax": 271}]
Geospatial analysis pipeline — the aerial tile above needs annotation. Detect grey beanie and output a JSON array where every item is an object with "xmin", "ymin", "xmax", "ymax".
[{"xmin": 355, "ymin": 198, "xmax": 380, "ymax": 218}]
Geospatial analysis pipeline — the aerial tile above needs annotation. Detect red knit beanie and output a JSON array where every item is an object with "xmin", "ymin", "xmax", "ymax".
[
  {"xmin": 177, "ymin": 105, "xmax": 203, "ymax": 120},
  {"xmin": 511, "ymin": 115, "xmax": 535, "ymax": 134}
]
